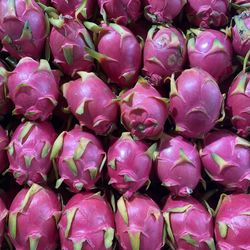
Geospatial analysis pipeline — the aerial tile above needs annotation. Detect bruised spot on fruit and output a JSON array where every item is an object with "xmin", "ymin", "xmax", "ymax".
[
  {"xmin": 156, "ymin": 35, "xmax": 170, "ymax": 48},
  {"xmin": 168, "ymin": 54, "xmax": 177, "ymax": 66}
]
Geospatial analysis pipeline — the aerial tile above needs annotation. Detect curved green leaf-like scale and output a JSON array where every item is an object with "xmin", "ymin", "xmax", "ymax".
[
  {"xmin": 218, "ymin": 221, "xmax": 228, "ymax": 238},
  {"xmin": 8, "ymin": 213, "xmax": 17, "ymax": 239},
  {"xmin": 65, "ymin": 158, "xmax": 78, "ymax": 176},
  {"xmin": 104, "ymin": 227, "xmax": 115, "ymax": 249},
  {"xmin": 211, "ymin": 153, "xmax": 232, "ymax": 172},
  {"xmin": 117, "ymin": 197, "xmax": 128, "ymax": 225},
  {"xmin": 73, "ymin": 138, "xmax": 91, "ymax": 160},
  {"xmin": 181, "ymin": 234, "xmax": 198, "ymax": 247},
  {"xmin": 21, "ymin": 184, "xmax": 42, "ymax": 210},
  {"xmin": 108, "ymin": 159, "xmax": 117, "ymax": 170},
  {"xmin": 18, "ymin": 122, "xmax": 34, "ymax": 142},
  {"xmin": 128, "ymin": 231, "xmax": 141, "ymax": 250},
  {"xmin": 63, "ymin": 44, "xmax": 74, "ymax": 65},
  {"xmin": 89, "ymin": 168, "xmax": 98, "ymax": 180},
  {"xmin": 41, "ymin": 141, "xmax": 51, "ymax": 159},
  {"xmin": 50, "ymin": 132, "xmax": 65, "ymax": 160},
  {"xmin": 29, "ymin": 235, "xmax": 41, "ymax": 250},
  {"xmin": 65, "ymin": 207, "xmax": 78, "ymax": 238},
  {"xmin": 20, "ymin": 21, "xmax": 32, "ymax": 40}
]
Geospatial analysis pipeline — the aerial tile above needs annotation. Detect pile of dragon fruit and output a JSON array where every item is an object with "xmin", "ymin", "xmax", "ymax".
[{"xmin": 0, "ymin": 0, "xmax": 250, "ymax": 249}]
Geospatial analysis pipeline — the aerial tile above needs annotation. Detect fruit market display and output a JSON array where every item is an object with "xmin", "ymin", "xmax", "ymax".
[{"xmin": 0, "ymin": 0, "xmax": 249, "ymax": 249}]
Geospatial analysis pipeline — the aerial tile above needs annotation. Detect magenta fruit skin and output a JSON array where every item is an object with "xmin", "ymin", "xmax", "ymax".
[
  {"xmin": 59, "ymin": 192, "xmax": 115, "ymax": 250},
  {"xmin": 62, "ymin": 72, "xmax": 118, "ymax": 135},
  {"xmin": 115, "ymin": 194, "xmax": 164, "ymax": 250},
  {"xmin": 51, "ymin": 126, "xmax": 106, "ymax": 193},
  {"xmin": 169, "ymin": 68, "xmax": 223, "ymax": 139},
  {"xmin": 7, "ymin": 121, "xmax": 57, "ymax": 185},
  {"xmin": 143, "ymin": 26, "xmax": 187, "ymax": 86},
  {"xmin": 156, "ymin": 134, "xmax": 201, "ymax": 196},
  {"xmin": 0, "ymin": 197, "xmax": 7, "ymax": 249},
  {"xmin": 0, "ymin": 125, "xmax": 9, "ymax": 174},
  {"xmin": 187, "ymin": 29, "xmax": 233, "ymax": 83},
  {"xmin": 200, "ymin": 130, "xmax": 250, "ymax": 191}
]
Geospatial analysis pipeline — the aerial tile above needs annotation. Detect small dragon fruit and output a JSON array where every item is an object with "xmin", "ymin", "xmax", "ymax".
[
  {"xmin": 163, "ymin": 196, "xmax": 215, "ymax": 250},
  {"xmin": 169, "ymin": 68, "xmax": 223, "ymax": 138},
  {"xmin": 0, "ymin": 125, "xmax": 9, "ymax": 174},
  {"xmin": 215, "ymin": 193, "xmax": 250, "ymax": 249},
  {"xmin": 0, "ymin": 198, "xmax": 7, "ymax": 249},
  {"xmin": 143, "ymin": 25, "xmax": 187, "ymax": 86},
  {"xmin": 156, "ymin": 134, "xmax": 201, "ymax": 196},
  {"xmin": 120, "ymin": 77, "xmax": 169, "ymax": 140},
  {"xmin": 0, "ymin": 0, "xmax": 48, "ymax": 59},
  {"xmin": 98, "ymin": 0, "xmax": 141, "ymax": 25},
  {"xmin": 85, "ymin": 22, "xmax": 142, "ymax": 88},
  {"xmin": 7, "ymin": 121, "xmax": 57, "ymax": 185},
  {"xmin": 50, "ymin": 126, "xmax": 106, "ymax": 192},
  {"xmin": 200, "ymin": 130, "xmax": 250, "ymax": 191},
  {"xmin": 49, "ymin": 18, "xmax": 94, "ymax": 77},
  {"xmin": 59, "ymin": 192, "xmax": 115, "ymax": 250},
  {"xmin": 107, "ymin": 132, "xmax": 156, "ymax": 198},
  {"xmin": 8, "ymin": 183, "xmax": 61, "ymax": 250},
  {"xmin": 143, "ymin": 0, "xmax": 187, "ymax": 23},
  {"xmin": 186, "ymin": 0, "xmax": 229, "ymax": 28},
  {"xmin": 62, "ymin": 72, "xmax": 118, "ymax": 135},
  {"xmin": 187, "ymin": 29, "xmax": 233, "ymax": 83},
  {"xmin": 115, "ymin": 194, "xmax": 164, "ymax": 250},
  {"xmin": 7, "ymin": 57, "xmax": 60, "ymax": 121}
]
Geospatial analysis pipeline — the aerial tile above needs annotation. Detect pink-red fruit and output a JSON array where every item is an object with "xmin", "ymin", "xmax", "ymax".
[
  {"xmin": 0, "ymin": 198, "xmax": 7, "ymax": 249},
  {"xmin": 0, "ymin": 125, "xmax": 9, "ymax": 174}
]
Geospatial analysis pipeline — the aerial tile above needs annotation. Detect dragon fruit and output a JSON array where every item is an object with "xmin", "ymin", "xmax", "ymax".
[
  {"xmin": 98, "ymin": 0, "xmax": 141, "ymax": 25},
  {"xmin": 200, "ymin": 130, "xmax": 250, "ymax": 191},
  {"xmin": 8, "ymin": 183, "xmax": 61, "ymax": 250},
  {"xmin": 186, "ymin": 0, "xmax": 229, "ymax": 28},
  {"xmin": 187, "ymin": 29, "xmax": 233, "ymax": 83},
  {"xmin": 156, "ymin": 134, "xmax": 201, "ymax": 196},
  {"xmin": 115, "ymin": 194, "xmax": 164, "ymax": 250},
  {"xmin": 62, "ymin": 72, "xmax": 118, "ymax": 135},
  {"xmin": 0, "ymin": 0, "xmax": 48, "ymax": 59},
  {"xmin": 59, "ymin": 192, "xmax": 115, "ymax": 250},
  {"xmin": 7, "ymin": 57, "xmax": 60, "ymax": 121},
  {"xmin": 85, "ymin": 22, "xmax": 142, "ymax": 88},
  {"xmin": 50, "ymin": 126, "xmax": 106, "ymax": 192},
  {"xmin": 107, "ymin": 132, "xmax": 155, "ymax": 198},
  {"xmin": 169, "ymin": 68, "xmax": 223, "ymax": 138},
  {"xmin": 49, "ymin": 18, "xmax": 94, "ymax": 77},
  {"xmin": 0, "ymin": 197, "xmax": 7, "ymax": 249},
  {"xmin": 0, "ymin": 125, "xmax": 9, "ymax": 174},
  {"xmin": 120, "ymin": 77, "xmax": 169, "ymax": 140},
  {"xmin": 143, "ymin": 0, "xmax": 187, "ymax": 23},
  {"xmin": 143, "ymin": 25, "xmax": 187, "ymax": 86},
  {"xmin": 215, "ymin": 193, "xmax": 250, "ymax": 249},
  {"xmin": 163, "ymin": 196, "xmax": 215, "ymax": 250},
  {"xmin": 7, "ymin": 121, "xmax": 57, "ymax": 185}
]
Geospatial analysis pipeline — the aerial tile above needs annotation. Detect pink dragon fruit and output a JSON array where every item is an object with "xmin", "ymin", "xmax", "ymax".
[
  {"xmin": 62, "ymin": 72, "xmax": 118, "ymax": 135},
  {"xmin": 188, "ymin": 29, "xmax": 233, "ymax": 83},
  {"xmin": 143, "ymin": 0, "xmax": 187, "ymax": 23},
  {"xmin": 156, "ymin": 134, "xmax": 201, "ymax": 196},
  {"xmin": 163, "ymin": 196, "xmax": 215, "ymax": 250},
  {"xmin": 115, "ymin": 194, "xmax": 164, "ymax": 250},
  {"xmin": 85, "ymin": 22, "xmax": 142, "ymax": 88},
  {"xmin": 49, "ymin": 18, "xmax": 94, "ymax": 77},
  {"xmin": 186, "ymin": 0, "xmax": 229, "ymax": 28},
  {"xmin": 107, "ymin": 132, "xmax": 155, "ymax": 198},
  {"xmin": 215, "ymin": 193, "xmax": 250, "ymax": 249},
  {"xmin": 8, "ymin": 183, "xmax": 61, "ymax": 250},
  {"xmin": 120, "ymin": 77, "xmax": 169, "ymax": 140},
  {"xmin": 0, "ymin": 125, "xmax": 9, "ymax": 174},
  {"xmin": 59, "ymin": 192, "xmax": 115, "ymax": 250},
  {"xmin": 50, "ymin": 126, "xmax": 106, "ymax": 192},
  {"xmin": 200, "ymin": 130, "xmax": 250, "ymax": 191},
  {"xmin": 98, "ymin": 0, "xmax": 141, "ymax": 25},
  {"xmin": 7, "ymin": 121, "xmax": 57, "ymax": 185},
  {"xmin": 143, "ymin": 25, "xmax": 187, "ymax": 86},
  {"xmin": 0, "ymin": 197, "xmax": 7, "ymax": 249},
  {"xmin": 169, "ymin": 68, "xmax": 223, "ymax": 138},
  {"xmin": 7, "ymin": 57, "xmax": 60, "ymax": 121},
  {"xmin": 0, "ymin": 0, "xmax": 48, "ymax": 59}
]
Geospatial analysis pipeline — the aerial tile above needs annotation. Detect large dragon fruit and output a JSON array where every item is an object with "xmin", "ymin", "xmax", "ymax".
[
  {"xmin": 156, "ymin": 134, "xmax": 201, "ymax": 196},
  {"xmin": 200, "ymin": 130, "xmax": 250, "ymax": 191},
  {"xmin": 98, "ymin": 0, "xmax": 141, "ymax": 25},
  {"xmin": 169, "ymin": 68, "xmax": 223, "ymax": 139},
  {"xmin": 7, "ymin": 57, "xmax": 60, "ymax": 121},
  {"xmin": 163, "ymin": 196, "xmax": 215, "ymax": 250},
  {"xmin": 120, "ymin": 77, "xmax": 169, "ymax": 140},
  {"xmin": 215, "ymin": 194, "xmax": 250, "ymax": 249},
  {"xmin": 0, "ymin": 125, "xmax": 9, "ymax": 174},
  {"xmin": 107, "ymin": 132, "xmax": 155, "ymax": 198},
  {"xmin": 143, "ymin": 0, "xmax": 187, "ymax": 23},
  {"xmin": 49, "ymin": 18, "xmax": 94, "ymax": 77},
  {"xmin": 85, "ymin": 22, "xmax": 142, "ymax": 88},
  {"xmin": 0, "ymin": 197, "xmax": 7, "ymax": 249},
  {"xmin": 115, "ymin": 194, "xmax": 164, "ymax": 250},
  {"xmin": 62, "ymin": 72, "xmax": 118, "ymax": 135},
  {"xmin": 0, "ymin": 0, "xmax": 48, "ymax": 59},
  {"xmin": 7, "ymin": 121, "xmax": 57, "ymax": 185},
  {"xmin": 50, "ymin": 126, "xmax": 106, "ymax": 192},
  {"xmin": 59, "ymin": 192, "xmax": 115, "ymax": 250},
  {"xmin": 8, "ymin": 184, "xmax": 61, "ymax": 250},
  {"xmin": 143, "ymin": 25, "xmax": 187, "ymax": 86},
  {"xmin": 188, "ymin": 29, "xmax": 233, "ymax": 83},
  {"xmin": 186, "ymin": 0, "xmax": 229, "ymax": 28}
]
